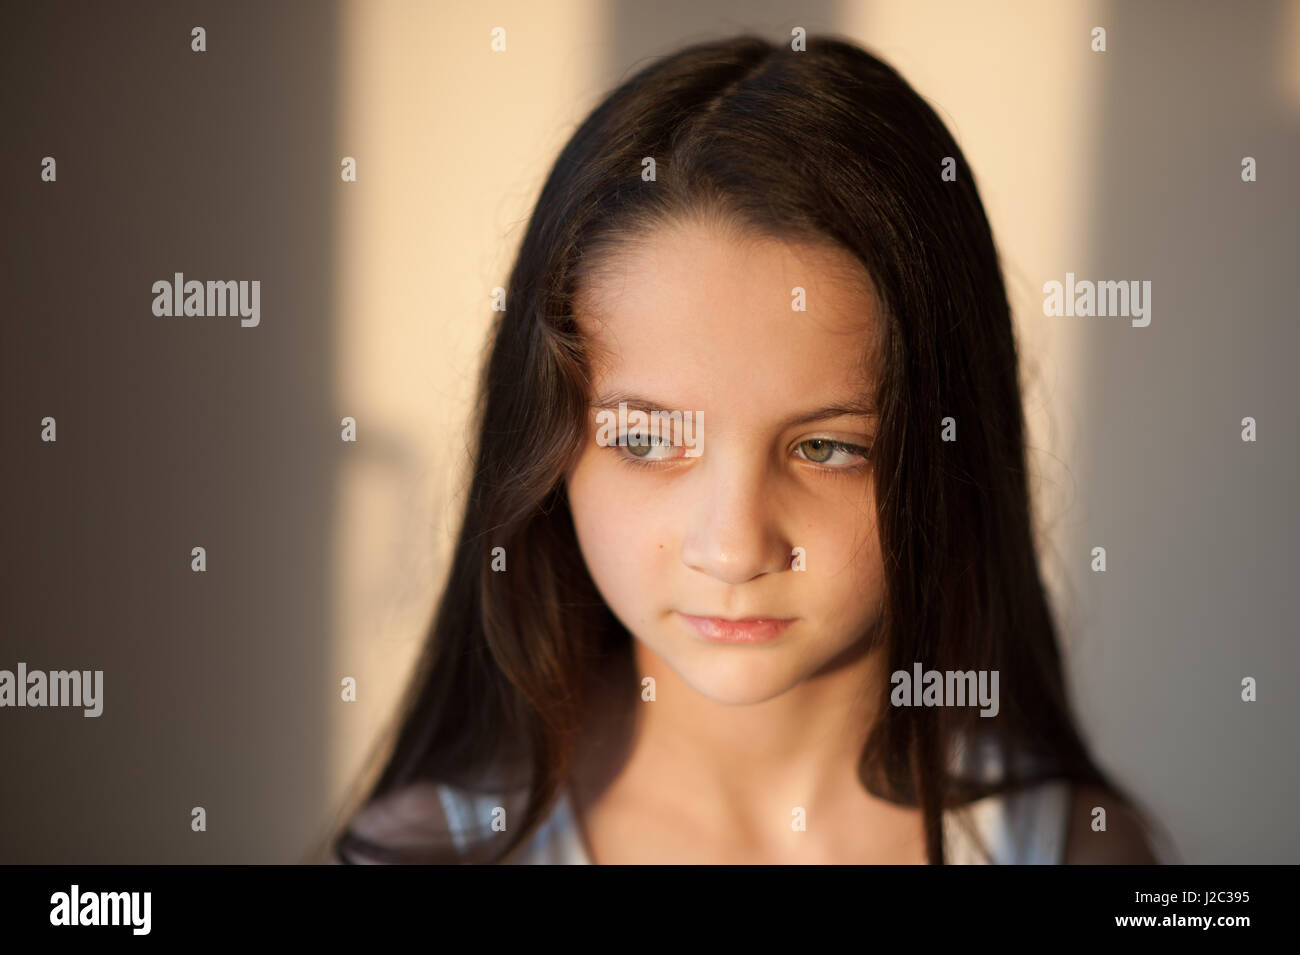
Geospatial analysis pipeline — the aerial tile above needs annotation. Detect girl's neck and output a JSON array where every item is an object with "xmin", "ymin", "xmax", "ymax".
[
  {"xmin": 568, "ymin": 633, "xmax": 927, "ymax": 863},
  {"xmin": 571, "ymin": 629, "xmax": 890, "ymax": 833}
]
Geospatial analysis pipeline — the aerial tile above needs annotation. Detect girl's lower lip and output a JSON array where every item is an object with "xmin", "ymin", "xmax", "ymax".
[{"xmin": 679, "ymin": 614, "xmax": 794, "ymax": 644}]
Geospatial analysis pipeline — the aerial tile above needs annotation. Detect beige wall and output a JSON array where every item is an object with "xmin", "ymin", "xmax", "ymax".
[{"xmin": 328, "ymin": 0, "xmax": 614, "ymax": 832}]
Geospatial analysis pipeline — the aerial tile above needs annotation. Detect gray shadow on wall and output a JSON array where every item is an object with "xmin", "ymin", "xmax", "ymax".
[
  {"xmin": 1067, "ymin": 0, "xmax": 1300, "ymax": 863},
  {"xmin": 0, "ymin": 0, "xmax": 340, "ymax": 862}
]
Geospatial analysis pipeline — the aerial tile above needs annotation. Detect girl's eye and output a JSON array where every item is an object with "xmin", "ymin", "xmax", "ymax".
[
  {"xmin": 794, "ymin": 438, "xmax": 871, "ymax": 473},
  {"xmin": 613, "ymin": 432, "xmax": 683, "ymax": 467}
]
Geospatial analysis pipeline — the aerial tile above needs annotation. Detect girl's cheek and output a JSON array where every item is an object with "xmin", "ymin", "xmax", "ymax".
[
  {"xmin": 798, "ymin": 510, "xmax": 880, "ymax": 583},
  {"xmin": 570, "ymin": 461, "xmax": 658, "ymax": 557}
]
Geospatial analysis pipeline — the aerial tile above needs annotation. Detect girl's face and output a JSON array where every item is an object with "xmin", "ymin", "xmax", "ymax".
[{"xmin": 565, "ymin": 216, "xmax": 886, "ymax": 706}]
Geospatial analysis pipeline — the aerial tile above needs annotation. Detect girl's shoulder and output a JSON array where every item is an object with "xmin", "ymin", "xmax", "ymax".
[
  {"xmin": 334, "ymin": 776, "xmax": 545, "ymax": 864},
  {"xmin": 1057, "ymin": 783, "xmax": 1161, "ymax": 864},
  {"xmin": 332, "ymin": 779, "xmax": 474, "ymax": 864},
  {"xmin": 943, "ymin": 778, "xmax": 1074, "ymax": 864},
  {"xmin": 947, "ymin": 778, "xmax": 1160, "ymax": 865}
]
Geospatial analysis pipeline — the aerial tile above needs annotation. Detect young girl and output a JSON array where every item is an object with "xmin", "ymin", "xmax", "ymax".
[{"xmin": 328, "ymin": 33, "xmax": 1162, "ymax": 864}]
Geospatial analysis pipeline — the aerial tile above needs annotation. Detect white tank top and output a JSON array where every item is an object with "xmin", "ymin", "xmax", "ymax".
[{"xmin": 435, "ymin": 778, "xmax": 1074, "ymax": 864}]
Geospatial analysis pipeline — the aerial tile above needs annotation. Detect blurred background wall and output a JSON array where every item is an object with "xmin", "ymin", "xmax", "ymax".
[{"xmin": 1, "ymin": 0, "xmax": 1296, "ymax": 863}]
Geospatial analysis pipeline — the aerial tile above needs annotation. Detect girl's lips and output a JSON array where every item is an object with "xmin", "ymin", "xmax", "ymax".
[{"xmin": 678, "ymin": 613, "xmax": 795, "ymax": 644}]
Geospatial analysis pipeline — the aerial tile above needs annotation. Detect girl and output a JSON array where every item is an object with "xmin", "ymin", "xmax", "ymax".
[{"xmin": 328, "ymin": 33, "xmax": 1162, "ymax": 864}]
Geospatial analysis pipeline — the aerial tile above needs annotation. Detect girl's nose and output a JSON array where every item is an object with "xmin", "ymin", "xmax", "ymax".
[{"xmin": 679, "ymin": 454, "xmax": 792, "ymax": 586}]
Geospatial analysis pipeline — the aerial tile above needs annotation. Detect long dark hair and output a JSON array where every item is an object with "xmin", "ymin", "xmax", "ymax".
[{"xmin": 326, "ymin": 33, "xmax": 1148, "ymax": 864}]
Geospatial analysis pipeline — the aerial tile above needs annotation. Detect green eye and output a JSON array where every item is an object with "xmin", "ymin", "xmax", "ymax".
[
  {"xmin": 795, "ymin": 438, "xmax": 871, "ymax": 471},
  {"xmin": 617, "ymin": 432, "xmax": 675, "ymax": 462},
  {"xmin": 800, "ymin": 439, "xmax": 835, "ymax": 463},
  {"xmin": 625, "ymin": 433, "xmax": 660, "ymax": 457}
]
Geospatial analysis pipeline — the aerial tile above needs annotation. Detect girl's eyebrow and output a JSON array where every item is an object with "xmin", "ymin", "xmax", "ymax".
[
  {"xmin": 782, "ymin": 401, "xmax": 879, "ymax": 426},
  {"xmin": 590, "ymin": 391, "xmax": 877, "ymax": 427}
]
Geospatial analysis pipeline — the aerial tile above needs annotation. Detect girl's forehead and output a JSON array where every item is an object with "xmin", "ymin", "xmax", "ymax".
[
  {"xmin": 576, "ymin": 216, "xmax": 876, "ymax": 318},
  {"xmin": 573, "ymin": 220, "xmax": 881, "ymax": 402}
]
